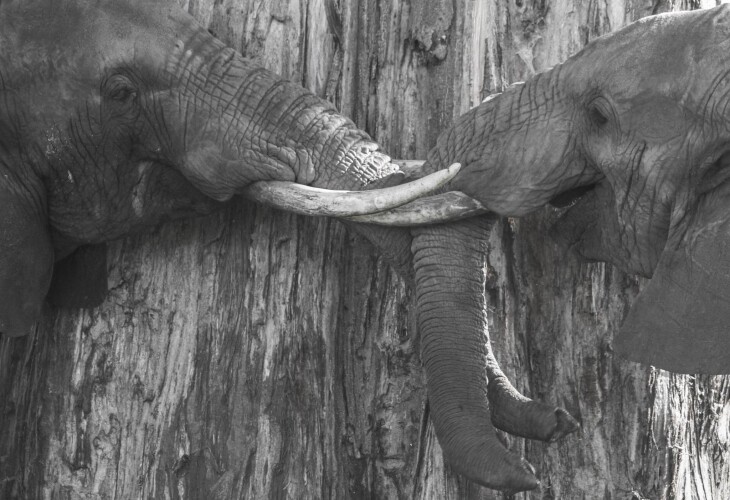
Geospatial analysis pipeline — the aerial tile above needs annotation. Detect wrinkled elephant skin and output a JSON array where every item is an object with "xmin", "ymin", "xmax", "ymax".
[{"xmin": 2, "ymin": 0, "xmax": 729, "ymax": 493}]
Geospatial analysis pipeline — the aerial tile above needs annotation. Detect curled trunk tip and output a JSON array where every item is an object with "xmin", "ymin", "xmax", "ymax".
[{"xmin": 437, "ymin": 429, "xmax": 540, "ymax": 491}]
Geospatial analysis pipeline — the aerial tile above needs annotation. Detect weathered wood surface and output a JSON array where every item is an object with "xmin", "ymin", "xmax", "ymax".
[{"xmin": 1, "ymin": 0, "xmax": 729, "ymax": 498}]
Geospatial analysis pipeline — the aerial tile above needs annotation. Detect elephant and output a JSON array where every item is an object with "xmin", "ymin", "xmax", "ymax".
[{"xmin": 1, "ymin": 0, "xmax": 729, "ymax": 492}]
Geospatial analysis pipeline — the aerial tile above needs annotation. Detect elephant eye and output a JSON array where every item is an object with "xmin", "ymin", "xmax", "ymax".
[
  {"xmin": 589, "ymin": 107, "xmax": 608, "ymax": 126},
  {"xmin": 698, "ymin": 150, "xmax": 730, "ymax": 194},
  {"xmin": 103, "ymin": 73, "xmax": 138, "ymax": 103},
  {"xmin": 549, "ymin": 183, "xmax": 596, "ymax": 208},
  {"xmin": 588, "ymin": 98, "xmax": 611, "ymax": 128}
]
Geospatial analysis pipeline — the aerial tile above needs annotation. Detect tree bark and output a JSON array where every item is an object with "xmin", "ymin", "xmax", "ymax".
[{"xmin": 1, "ymin": 0, "xmax": 729, "ymax": 499}]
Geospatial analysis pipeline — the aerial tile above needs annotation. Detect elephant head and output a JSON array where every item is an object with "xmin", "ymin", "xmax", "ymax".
[
  {"xmin": 426, "ymin": 6, "xmax": 730, "ymax": 375},
  {"xmin": 402, "ymin": 4, "xmax": 730, "ymax": 489},
  {"xmin": 0, "ymin": 0, "xmax": 463, "ymax": 331}
]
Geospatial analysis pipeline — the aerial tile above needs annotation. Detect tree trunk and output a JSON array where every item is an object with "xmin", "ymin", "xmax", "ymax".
[{"xmin": 1, "ymin": 0, "xmax": 729, "ymax": 498}]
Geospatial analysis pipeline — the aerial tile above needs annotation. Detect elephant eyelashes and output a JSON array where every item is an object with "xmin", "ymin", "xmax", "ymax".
[
  {"xmin": 587, "ymin": 98, "xmax": 611, "ymax": 128},
  {"xmin": 588, "ymin": 106, "xmax": 609, "ymax": 127},
  {"xmin": 549, "ymin": 183, "xmax": 596, "ymax": 208},
  {"xmin": 103, "ymin": 74, "xmax": 138, "ymax": 103},
  {"xmin": 698, "ymin": 150, "xmax": 730, "ymax": 194}
]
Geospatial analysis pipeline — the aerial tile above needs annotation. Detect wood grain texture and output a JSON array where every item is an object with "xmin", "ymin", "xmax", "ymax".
[{"xmin": 1, "ymin": 0, "xmax": 728, "ymax": 498}]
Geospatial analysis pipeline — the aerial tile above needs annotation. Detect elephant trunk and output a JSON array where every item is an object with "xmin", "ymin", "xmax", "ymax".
[
  {"xmin": 411, "ymin": 217, "xmax": 538, "ymax": 491},
  {"xmin": 155, "ymin": 28, "xmax": 461, "ymax": 274},
  {"xmin": 161, "ymin": 27, "xmax": 407, "ymax": 199},
  {"xmin": 405, "ymin": 66, "xmax": 593, "ymax": 489}
]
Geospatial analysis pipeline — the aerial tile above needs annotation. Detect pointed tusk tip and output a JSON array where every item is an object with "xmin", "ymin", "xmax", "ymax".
[{"xmin": 447, "ymin": 162, "xmax": 461, "ymax": 174}]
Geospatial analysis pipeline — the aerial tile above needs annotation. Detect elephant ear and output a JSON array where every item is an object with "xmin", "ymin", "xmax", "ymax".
[
  {"xmin": 47, "ymin": 244, "xmax": 108, "ymax": 309},
  {"xmin": 615, "ymin": 188, "xmax": 730, "ymax": 374},
  {"xmin": 0, "ymin": 188, "xmax": 54, "ymax": 336}
]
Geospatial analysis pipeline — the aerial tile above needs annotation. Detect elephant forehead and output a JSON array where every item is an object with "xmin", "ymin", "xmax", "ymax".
[
  {"xmin": 568, "ymin": 7, "xmax": 730, "ymax": 98},
  {"xmin": 0, "ymin": 0, "xmax": 196, "ymax": 135},
  {"xmin": 2, "ymin": 1, "xmax": 183, "ymax": 76},
  {"xmin": 83, "ymin": 2, "xmax": 193, "ymax": 67}
]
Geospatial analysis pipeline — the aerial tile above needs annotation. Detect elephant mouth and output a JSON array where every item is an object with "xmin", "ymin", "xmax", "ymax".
[
  {"xmin": 548, "ymin": 181, "xmax": 626, "ymax": 268},
  {"xmin": 548, "ymin": 183, "xmax": 597, "ymax": 209}
]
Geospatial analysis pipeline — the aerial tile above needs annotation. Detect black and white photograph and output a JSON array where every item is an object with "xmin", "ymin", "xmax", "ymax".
[{"xmin": 0, "ymin": 0, "xmax": 729, "ymax": 498}]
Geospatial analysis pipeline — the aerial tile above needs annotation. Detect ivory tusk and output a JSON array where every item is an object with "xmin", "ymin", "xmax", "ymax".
[
  {"xmin": 242, "ymin": 163, "xmax": 460, "ymax": 217},
  {"xmin": 344, "ymin": 191, "xmax": 487, "ymax": 226}
]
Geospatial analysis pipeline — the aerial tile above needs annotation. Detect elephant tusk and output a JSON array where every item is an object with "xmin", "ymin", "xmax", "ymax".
[
  {"xmin": 242, "ymin": 163, "xmax": 461, "ymax": 217},
  {"xmin": 343, "ymin": 191, "xmax": 488, "ymax": 226}
]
